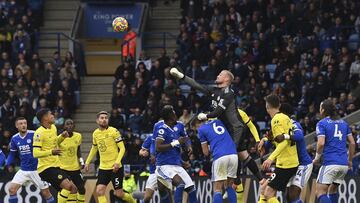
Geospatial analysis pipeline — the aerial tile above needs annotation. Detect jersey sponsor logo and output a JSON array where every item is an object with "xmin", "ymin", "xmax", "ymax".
[{"xmin": 67, "ymin": 147, "xmax": 75, "ymax": 156}]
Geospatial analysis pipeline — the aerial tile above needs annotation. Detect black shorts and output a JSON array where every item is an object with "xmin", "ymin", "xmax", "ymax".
[
  {"xmin": 96, "ymin": 169, "xmax": 124, "ymax": 190},
  {"xmin": 39, "ymin": 167, "xmax": 70, "ymax": 191},
  {"xmin": 267, "ymin": 167, "xmax": 298, "ymax": 192},
  {"xmin": 63, "ymin": 169, "xmax": 85, "ymax": 194}
]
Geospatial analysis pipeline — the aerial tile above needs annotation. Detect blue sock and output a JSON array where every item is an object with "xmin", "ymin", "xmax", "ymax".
[
  {"xmin": 174, "ymin": 184, "xmax": 184, "ymax": 203},
  {"xmin": 328, "ymin": 193, "xmax": 339, "ymax": 203},
  {"xmin": 213, "ymin": 191, "xmax": 222, "ymax": 203},
  {"xmin": 226, "ymin": 187, "xmax": 236, "ymax": 203},
  {"xmin": 187, "ymin": 187, "xmax": 198, "ymax": 203},
  {"xmin": 291, "ymin": 198, "xmax": 303, "ymax": 203},
  {"xmin": 318, "ymin": 194, "xmax": 331, "ymax": 203},
  {"xmin": 46, "ymin": 196, "xmax": 55, "ymax": 203},
  {"xmin": 9, "ymin": 195, "xmax": 18, "ymax": 203},
  {"xmin": 160, "ymin": 191, "xmax": 171, "ymax": 203}
]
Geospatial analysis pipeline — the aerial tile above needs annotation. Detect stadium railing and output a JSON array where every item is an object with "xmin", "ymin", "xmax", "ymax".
[{"xmin": 35, "ymin": 32, "xmax": 87, "ymax": 76}]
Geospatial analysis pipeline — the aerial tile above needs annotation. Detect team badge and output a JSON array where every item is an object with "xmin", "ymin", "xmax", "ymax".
[
  {"xmin": 27, "ymin": 139, "xmax": 31, "ymax": 144},
  {"xmin": 174, "ymin": 127, "xmax": 178, "ymax": 131},
  {"xmin": 58, "ymin": 175, "xmax": 63, "ymax": 179}
]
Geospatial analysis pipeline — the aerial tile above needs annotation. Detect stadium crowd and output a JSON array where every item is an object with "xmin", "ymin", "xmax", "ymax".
[
  {"xmin": 0, "ymin": 0, "xmax": 80, "ymax": 156},
  {"xmin": 114, "ymin": 0, "xmax": 360, "ymax": 175}
]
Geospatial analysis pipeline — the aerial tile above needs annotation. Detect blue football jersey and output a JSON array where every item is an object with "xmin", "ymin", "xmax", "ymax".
[
  {"xmin": 142, "ymin": 135, "xmax": 156, "ymax": 174},
  {"xmin": 198, "ymin": 119, "xmax": 237, "ymax": 161},
  {"xmin": 316, "ymin": 117, "xmax": 351, "ymax": 166},
  {"xmin": 10, "ymin": 131, "xmax": 38, "ymax": 171},
  {"xmin": 154, "ymin": 123, "xmax": 184, "ymax": 166},
  {"xmin": 292, "ymin": 120, "xmax": 312, "ymax": 165}
]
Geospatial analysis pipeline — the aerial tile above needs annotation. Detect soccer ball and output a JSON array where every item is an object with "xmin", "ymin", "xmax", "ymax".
[{"xmin": 112, "ymin": 17, "xmax": 128, "ymax": 32}]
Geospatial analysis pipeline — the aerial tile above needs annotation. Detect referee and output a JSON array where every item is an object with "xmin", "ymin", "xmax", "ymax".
[{"xmin": 170, "ymin": 68, "xmax": 262, "ymax": 181}]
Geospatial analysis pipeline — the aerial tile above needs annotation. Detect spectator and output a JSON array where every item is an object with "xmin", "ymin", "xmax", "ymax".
[
  {"xmin": 109, "ymin": 109, "xmax": 125, "ymax": 130},
  {"xmin": 127, "ymin": 108, "xmax": 143, "ymax": 134},
  {"xmin": 179, "ymin": 108, "xmax": 192, "ymax": 124}
]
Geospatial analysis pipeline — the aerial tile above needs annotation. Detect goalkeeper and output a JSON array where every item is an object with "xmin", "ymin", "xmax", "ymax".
[{"xmin": 170, "ymin": 68, "xmax": 263, "ymax": 183}]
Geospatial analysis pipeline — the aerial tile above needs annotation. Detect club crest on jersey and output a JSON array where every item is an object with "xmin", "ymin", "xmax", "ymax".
[
  {"xmin": 58, "ymin": 174, "xmax": 63, "ymax": 179},
  {"xmin": 173, "ymin": 127, "xmax": 178, "ymax": 131},
  {"xmin": 35, "ymin": 134, "xmax": 40, "ymax": 142},
  {"xmin": 27, "ymin": 139, "xmax": 31, "ymax": 144}
]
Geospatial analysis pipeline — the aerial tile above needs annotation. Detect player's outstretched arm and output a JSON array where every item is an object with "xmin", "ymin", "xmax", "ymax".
[
  {"xmin": 245, "ymin": 119, "xmax": 260, "ymax": 142},
  {"xmin": 170, "ymin": 67, "xmax": 211, "ymax": 95},
  {"xmin": 57, "ymin": 131, "xmax": 69, "ymax": 144}
]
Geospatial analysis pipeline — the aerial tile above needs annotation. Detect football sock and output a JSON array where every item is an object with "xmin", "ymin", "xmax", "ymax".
[
  {"xmin": 243, "ymin": 156, "xmax": 262, "ymax": 181},
  {"xmin": 58, "ymin": 189, "xmax": 70, "ymax": 203},
  {"xmin": 9, "ymin": 195, "xmax": 18, "ymax": 203},
  {"xmin": 268, "ymin": 197, "xmax": 280, "ymax": 203},
  {"xmin": 213, "ymin": 192, "xmax": 223, "ymax": 203},
  {"xmin": 187, "ymin": 187, "xmax": 198, "ymax": 203},
  {"xmin": 122, "ymin": 192, "xmax": 136, "ymax": 203},
  {"xmin": 328, "ymin": 193, "xmax": 339, "ymax": 203},
  {"xmin": 236, "ymin": 183, "xmax": 244, "ymax": 202},
  {"xmin": 98, "ymin": 195, "xmax": 107, "ymax": 203},
  {"xmin": 226, "ymin": 186, "xmax": 237, "ymax": 203},
  {"xmin": 318, "ymin": 194, "xmax": 331, "ymax": 203},
  {"xmin": 174, "ymin": 183, "xmax": 185, "ymax": 203}
]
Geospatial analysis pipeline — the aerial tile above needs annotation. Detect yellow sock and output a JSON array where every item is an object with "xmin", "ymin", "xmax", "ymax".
[
  {"xmin": 258, "ymin": 194, "xmax": 267, "ymax": 203},
  {"xmin": 77, "ymin": 193, "xmax": 85, "ymax": 203},
  {"xmin": 98, "ymin": 195, "xmax": 107, "ymax": 203},
  {"xmin": 236, "ymin": 184, "xmax": 244, "ymax": 203},
  {"xmin": 122, "ymin": 192, "xmax": 136, "ymax": 203},
  {"xmin": 66, "ymin": 193, "xmax": 77, "ymax": 202},
  {"xmin": 268, "ymin": 197, "xmax": 279, "ymax": 203},
  {"xmin": 58, "ymin": 189, "xmax": 71, "ymax": 203}
]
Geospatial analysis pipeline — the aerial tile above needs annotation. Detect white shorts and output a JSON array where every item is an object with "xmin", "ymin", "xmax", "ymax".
[
  {"xmin": 317, "ymin": 165, "xmax": 348, "ymax": 185},
  {"xmin": 287, "ymin": 163, "xmax": 313, "ymax": 189},
  {"xmin": 155, "ymin": 165, "xmax": 194, "ymax": 190},
  {"xmin": 145, "ymin": 173, "xmax": 158, "ymax": 191},
  {"xmin": 212, "ymin": 154, "xmax": 238, "ymax": 182},
  {"xmin": 11, "ymin": 170, "xmax": 49, "ymax": 190}
]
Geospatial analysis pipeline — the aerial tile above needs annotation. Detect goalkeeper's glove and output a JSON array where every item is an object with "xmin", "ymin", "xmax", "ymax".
[{"xmin": 170, "ymin": 68, "xmax": 185, "ymax": 79}]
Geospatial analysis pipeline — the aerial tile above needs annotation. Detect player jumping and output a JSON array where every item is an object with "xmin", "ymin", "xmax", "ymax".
[
  {"xmin": 313, "ymin": 99, "xmax": 355, "ymax": 203},
  {"xmin": 6, "ymin": 117, "xmax": 55, "ymax": 203},
  {"xmin": 33, "ymin": 109, "xmax": 78, "ymax": 203},
  {"xmin": 58, "ymin": 119, "xmax": 86, "ymax": 202},
  {"xmin": 85, "ymin": 111, "xmax": 136, "ymax": 203},
  {"xmin": 193, "ymin": 118, "xmax": 238, "ymax": 203},
  {"xmin": 170, "ymin": 68, "xmax": 263, "ymax": 186},
  {"xmin": 261, "ymin": 95, "xmax": 299, "ymax": 203},
  {"xmin": 154, "ymin": 105, "xmax": 198, "ymax": 203}
]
